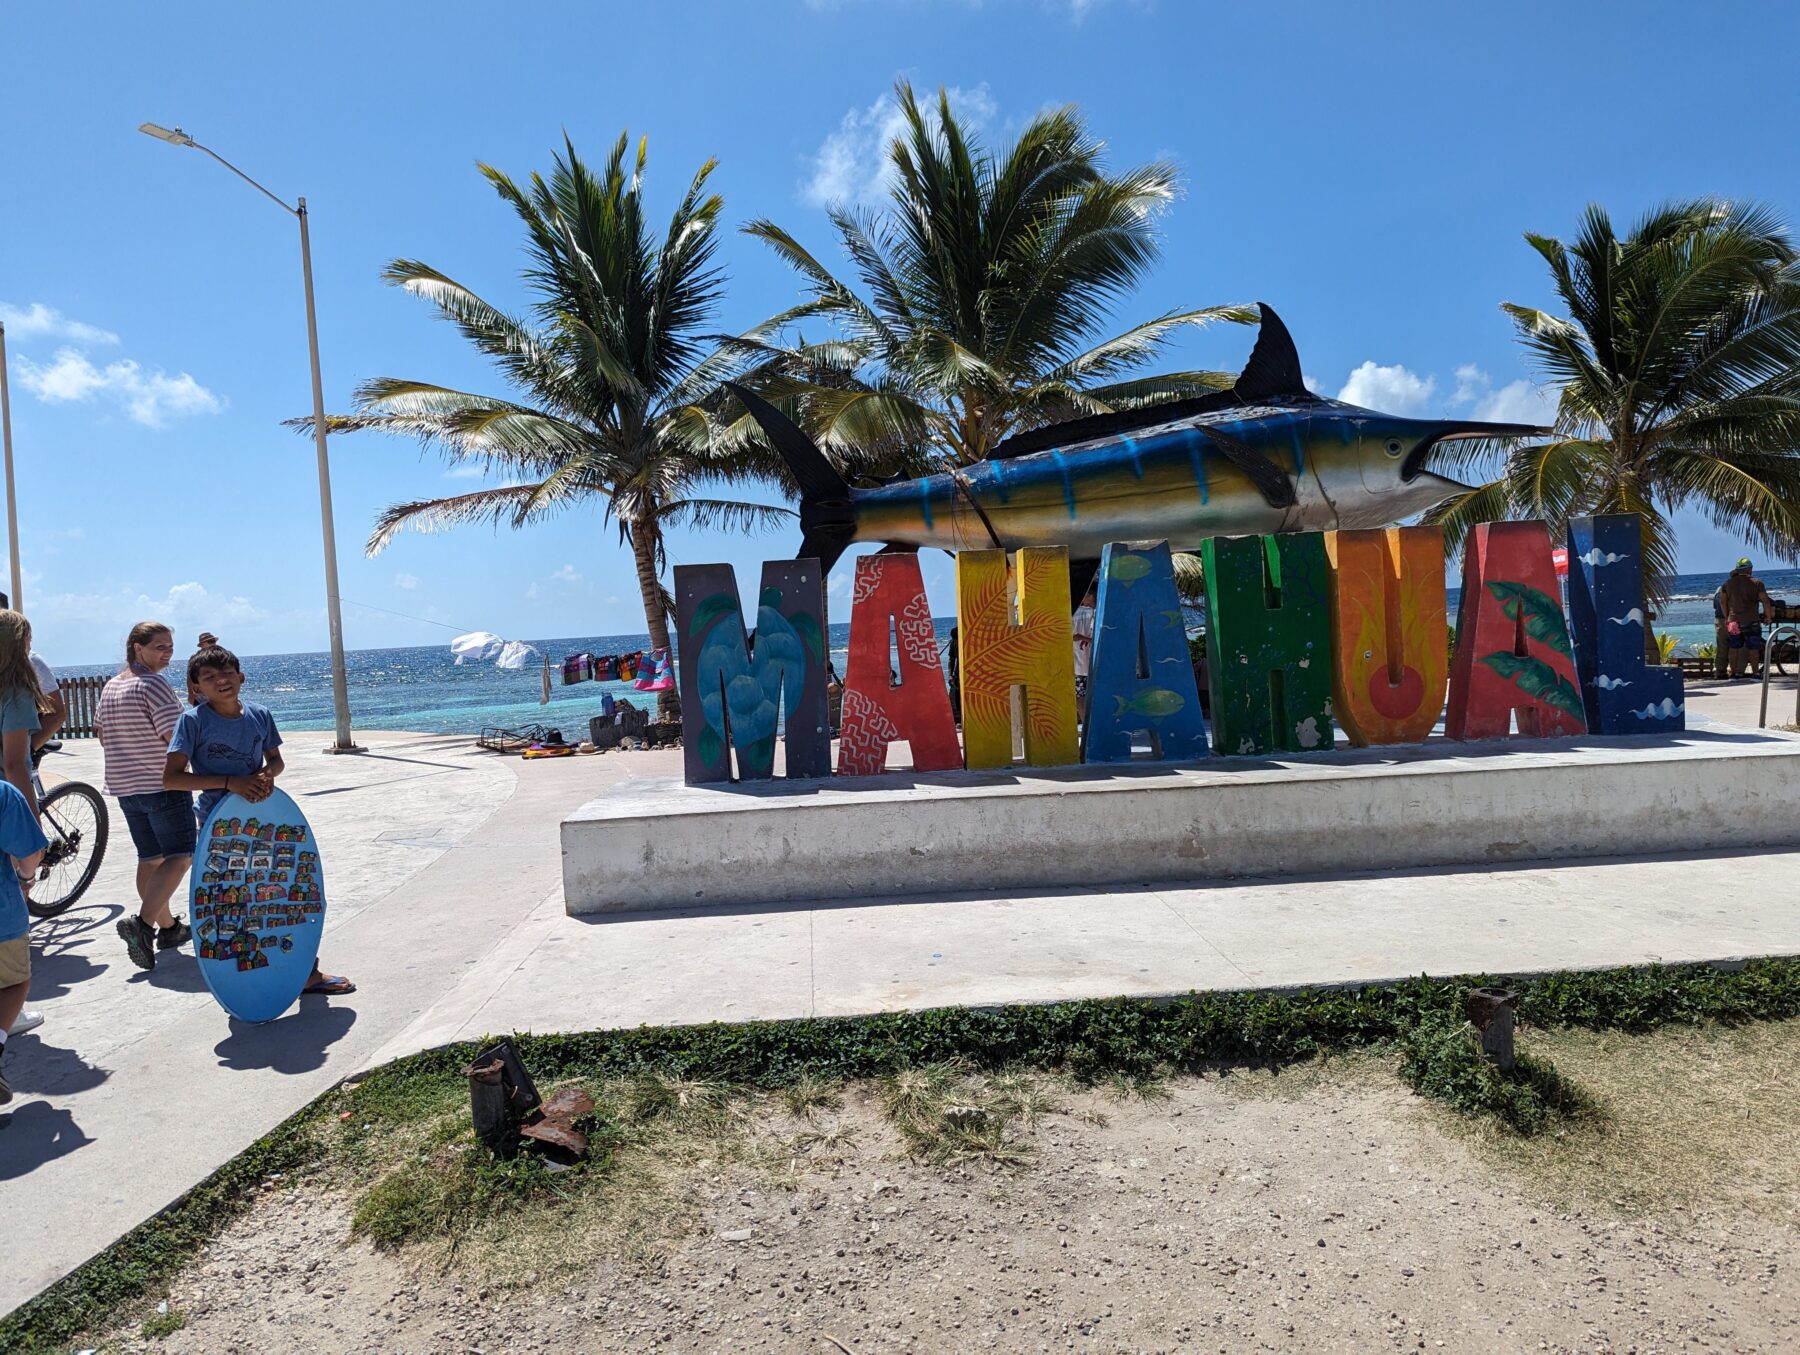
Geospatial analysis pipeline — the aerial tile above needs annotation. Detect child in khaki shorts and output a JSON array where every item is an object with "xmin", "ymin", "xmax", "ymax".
[{"xmin": 0, "ymin": 776, "xmax": 49, "ymax": 1103}]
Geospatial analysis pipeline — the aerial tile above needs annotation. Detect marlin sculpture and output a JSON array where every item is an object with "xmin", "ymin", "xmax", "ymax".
[{"xmin": 729, "ymin": 305, "xmax": 1545, "ymax": 572}]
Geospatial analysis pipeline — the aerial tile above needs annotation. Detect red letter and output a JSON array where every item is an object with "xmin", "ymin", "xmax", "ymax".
[{"xmin": 838, "ymin": 554, "xmax": 962, "ymax": 775}]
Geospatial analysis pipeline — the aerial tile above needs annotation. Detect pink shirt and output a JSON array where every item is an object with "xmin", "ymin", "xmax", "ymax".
[{"xmin": 97, "ymin": 665, "xmax": 183, "ymax": 797}]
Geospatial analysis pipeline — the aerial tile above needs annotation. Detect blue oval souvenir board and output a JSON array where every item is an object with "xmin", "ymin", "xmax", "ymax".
[{"xmin": 189, "ymin": 787, "xmax": 326, "ymax": 1023}]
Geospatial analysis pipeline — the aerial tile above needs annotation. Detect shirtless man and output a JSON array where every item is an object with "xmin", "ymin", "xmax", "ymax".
[{"xmin": 1718, "ymin": 558, "xmax": 1774, "ymax": 679}]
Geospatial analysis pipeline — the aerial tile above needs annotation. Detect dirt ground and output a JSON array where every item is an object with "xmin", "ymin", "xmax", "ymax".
[{"xmin": 105, "ymin": 1064, "xmax": 1797, "ymax": 1355}]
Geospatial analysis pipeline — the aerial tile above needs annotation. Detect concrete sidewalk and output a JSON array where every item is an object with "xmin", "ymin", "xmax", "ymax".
[
  {"xmin": 4, "ymin": 678, "xmax": 1799, "ymax": 1318},
  {"xmin": 371, "ymin": 844, "xmax": 1800, "ymax": 1063},
  {"xmin": 0, "ymin": 731, "xmax": 611, "ymax": 1315}
]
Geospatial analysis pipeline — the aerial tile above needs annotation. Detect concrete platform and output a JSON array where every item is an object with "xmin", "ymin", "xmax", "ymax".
[{"xmin": 562, "ymin": 724, "xmax": 1800, "ymax": 913}]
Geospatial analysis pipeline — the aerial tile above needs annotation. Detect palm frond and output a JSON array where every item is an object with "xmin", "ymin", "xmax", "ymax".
[
  {"xmin": 657, "ymin": 498, "xmax": 798, "ymax": 535},
  {"xmin": 366, "ymin": 483, "xmax": 550, "ymax": 556}
]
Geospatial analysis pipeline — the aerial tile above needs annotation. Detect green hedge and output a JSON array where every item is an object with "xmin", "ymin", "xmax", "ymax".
[{"xmin": 5, "ymin": 957, "xmax": 1798, "ymax": 1353}]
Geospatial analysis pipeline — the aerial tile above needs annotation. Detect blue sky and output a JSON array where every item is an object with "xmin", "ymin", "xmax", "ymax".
[{"xmin": 4, "ymin": 1, "xmax": 1798, "ymax": 663}]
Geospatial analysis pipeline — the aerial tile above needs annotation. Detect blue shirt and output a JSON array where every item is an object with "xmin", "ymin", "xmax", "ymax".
[
  {"xmin": 0, "ymin": 686, "xmax": 42, "ymax": 738},
  {"xmin": 0, "ymin": 778, "xmax": 49, "ymax": 942},
  {"xmin": 170, "ymin": 701, "xmax": 284, "ymax": 823}
]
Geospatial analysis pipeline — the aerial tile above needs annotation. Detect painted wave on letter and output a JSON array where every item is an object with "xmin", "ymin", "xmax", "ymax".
[{"xmin": 1630, "ymin": 697, "xmax": 1684, "ymax": 720}]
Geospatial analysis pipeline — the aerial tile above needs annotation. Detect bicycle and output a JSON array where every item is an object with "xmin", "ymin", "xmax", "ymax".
[{"xmin": 26, "ymin": 747, "xmax": 110, "ymax": 920}]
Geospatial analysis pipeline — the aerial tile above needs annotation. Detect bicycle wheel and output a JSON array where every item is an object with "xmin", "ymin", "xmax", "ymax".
[{"xmin": 28, "ymin": 781, "xmax": 110, "ymax": 919}]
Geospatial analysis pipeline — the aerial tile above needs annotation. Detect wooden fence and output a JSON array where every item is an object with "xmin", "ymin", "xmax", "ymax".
[{"xmin": 56, "ymin": 674, "xmax": 107, "ymax": 738}]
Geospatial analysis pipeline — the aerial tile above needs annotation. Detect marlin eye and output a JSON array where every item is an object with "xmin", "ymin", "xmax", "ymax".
[{"xmin": 1384, "ymin": 439, "xmax": 1404, "ymax": 457}]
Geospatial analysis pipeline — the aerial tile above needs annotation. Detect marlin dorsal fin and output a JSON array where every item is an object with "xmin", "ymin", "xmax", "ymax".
[{"xmin": 1233, "ymin": 304, "xmax": 1306, "ymax": 401}]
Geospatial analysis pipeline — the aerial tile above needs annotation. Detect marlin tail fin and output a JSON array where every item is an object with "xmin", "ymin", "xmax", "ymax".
[{"xmin": 726, "ymin": 383, "xmax": 857, "ymax": 573}]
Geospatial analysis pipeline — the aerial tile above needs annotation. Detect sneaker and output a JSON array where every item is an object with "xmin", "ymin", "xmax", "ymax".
[
  {"xmin": 8, "ymin": 1011, "xmax": 44, "ymax": 1035},
  {"xmin": 117, "ymin": 916, "xmax": 157, "ymax": 971},
  {"xmin": 157, "ymin": 918, "xmax": 192, "ymax": 951}
]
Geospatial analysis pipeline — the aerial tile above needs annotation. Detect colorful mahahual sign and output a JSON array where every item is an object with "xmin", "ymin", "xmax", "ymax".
[
  {"xmin": 673, "ymin": 511, "xmax": 1684, "ymax": 785},
  {"xmin": 189, "ymin": 786, "xmax": 326, "ymax": 1022},
  {"xmin": 676, "ymin": 311, "xmax": 1682, "ymax": 784}
]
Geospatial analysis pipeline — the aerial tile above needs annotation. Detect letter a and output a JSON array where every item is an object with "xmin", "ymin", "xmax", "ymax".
[
  {"xmin": 1324, "ymin": 527, "xmax": 1448, "ymax": 746},
  {"xmin": 956, "ymin": 547, "xmax": 1078, "ymax": 768},
  {"xmin": 837, "ymin": 553, "xmax": 962, "ymax": 775},
  {"xmin": 1082, "ymin": 541, "xmax": 1207, "ymax": 763},
  {"xmin": 674, "ymin": 559, "xmax": 831, "ymax": 784},
  {"xmin": 1445, "ymin": 521, "xmax": 1586, "ymax": 740}
]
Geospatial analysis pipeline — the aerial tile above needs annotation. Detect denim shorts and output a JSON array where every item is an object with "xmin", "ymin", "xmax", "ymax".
[
  {"xmin": 1727, "ymin": 625, "xmax": 1764, "ymax": 651},
  {"xmin": 118, "ymin": 790, "xmax": 198, "ymax": 862}
]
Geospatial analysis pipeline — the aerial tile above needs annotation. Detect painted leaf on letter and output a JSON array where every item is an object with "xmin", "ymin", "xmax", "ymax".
[{"xmin": 1479, "ymin": 651, "xmax": 1585, "ymax": 720}]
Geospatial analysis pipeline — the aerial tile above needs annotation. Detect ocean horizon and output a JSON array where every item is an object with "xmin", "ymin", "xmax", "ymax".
[{"xmin": 47, "ymin": 567, "xmax": 1800, "ymax": 735}]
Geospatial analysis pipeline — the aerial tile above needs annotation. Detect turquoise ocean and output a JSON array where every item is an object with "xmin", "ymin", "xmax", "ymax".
[{"xmin": 48, "ymin": 568, "xmax": 1800, "ymax": 736}]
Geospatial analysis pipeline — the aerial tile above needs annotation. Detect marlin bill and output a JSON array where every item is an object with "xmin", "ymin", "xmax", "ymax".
[{"xmin": 729, "ymin": 305, "xmax": 1548, "ymax": 570}]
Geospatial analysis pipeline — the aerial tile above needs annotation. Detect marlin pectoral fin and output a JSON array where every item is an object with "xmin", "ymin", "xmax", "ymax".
[{"xmin": 1193, "ymin": 423, "xmax": 1299, "ymax": 509}]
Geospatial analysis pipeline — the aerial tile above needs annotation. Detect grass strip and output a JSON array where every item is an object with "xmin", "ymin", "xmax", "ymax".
[{"xmin": 5, "ymin": 956, "xmax": 1798, "ymax": 1353}]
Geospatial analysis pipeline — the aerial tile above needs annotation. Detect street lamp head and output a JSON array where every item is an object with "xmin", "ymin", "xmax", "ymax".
[{"xmin": 138, "ymin": 122, "xmax": 196, "ymax": 148}]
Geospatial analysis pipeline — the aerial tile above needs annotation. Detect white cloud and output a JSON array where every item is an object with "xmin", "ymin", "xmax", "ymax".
[
  {"xmin": 551, "ymin": 563, "xmax": 582, "ymax": 584},
  {"xmin": 525, "ymin": 582, "xmax": 541, "ymax": 601},
  {"xmin": 0, "ymin": 302, "xmax": 118, "ymax": 346},
  {"xmin": 1441, "ymin": 364, "xmax": 1558, "ymax": 426},
  {"xmin": 444, "ymin": 463, "xmax": 486, "ymax": 479},
  {"xmin": 1450, "ymin": 363, "xmax": 1487, "ymax": 406},
  {"xmin": 34, "ymin": 580, "xmax": 267, "ymax": 633},
  {"xmin": 1473, "ymin": 378, "xmax": 1559, "ymax": 426},
  {"xmin": 803, "ymin": 82, "xmax": 997, "ymax": 207},
  {"xmin": 15, "ymin": 348, "xmax": 223, "ymax": 427},
  {"xmin": 1303, "ymin": 373, "xmax": 1323, "ymax": 395},
  {"xmin": 1337, "ymin": 361, "xmax": 1435, "ymax": 416},
  {"xmin": 394, "ymin": 572, "xmax": 420, "ymax": 591}
]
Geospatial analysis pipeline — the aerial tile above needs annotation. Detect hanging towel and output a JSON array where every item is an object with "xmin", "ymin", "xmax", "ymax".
[
  {"xmin": 634, "ymin": 647, "xmax": 675, "ymax": 692},
  {"xmin": 616, "ymin": 650, "xmax": 643, "ymax": 682},
  {"xmin": 562, "ymin": 653, "xmax": 594, "ymax": 685},
  {"xmin": 595, "ymin": 654, "xmax": 617, "ymax": 681},
  {"xmin": 495, "ymin": 639, "xmax": 538, "ymax": 670},
  {"xmin": 450, "ymin": 631, "xmax": 504, "ymax": 665}
]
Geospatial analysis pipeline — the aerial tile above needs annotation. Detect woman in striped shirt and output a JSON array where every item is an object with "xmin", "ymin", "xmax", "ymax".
[{"xmin": 96, "ymin": 622, "xmax": 194, "ymax": 971}]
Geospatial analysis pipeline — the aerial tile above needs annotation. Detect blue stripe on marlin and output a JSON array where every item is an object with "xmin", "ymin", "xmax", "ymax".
[{"xmin": 725, "ymin": 305, "xmax": 1548, "ymax": 573}]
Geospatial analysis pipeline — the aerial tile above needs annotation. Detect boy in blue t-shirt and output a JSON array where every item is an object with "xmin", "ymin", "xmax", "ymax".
[
  {"xmin": 0, "ymin": 777, "xmax": 49, "ymax": 1103},
  {"xmin": 163, "ymin": 645, "xmax": 354, "ymax": 998}
]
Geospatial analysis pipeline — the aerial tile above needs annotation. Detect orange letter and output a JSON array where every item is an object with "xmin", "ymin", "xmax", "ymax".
[{"xmin": 1325, "ymin": 527, "xmax": 1447, "ymax": 745}]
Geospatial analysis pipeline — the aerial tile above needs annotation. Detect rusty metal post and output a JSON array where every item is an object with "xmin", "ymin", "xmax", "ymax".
[{"xmin": 462, "ymin": 1037, "xmax": 543, "ymax": 1155}]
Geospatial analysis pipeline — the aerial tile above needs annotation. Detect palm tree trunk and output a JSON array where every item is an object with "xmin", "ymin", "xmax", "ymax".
[{"xmin": 630, "ymin": 525, "xmax": 679, "ymax": 719}]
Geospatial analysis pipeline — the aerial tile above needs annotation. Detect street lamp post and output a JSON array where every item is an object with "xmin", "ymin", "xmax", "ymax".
[
  {"xmin": 0, "ymin": 319, "xmax": 22, "ymax": 610},
  {"xmin": 139, "ymin": 123, "xmax": 358, "ymax": 751}
]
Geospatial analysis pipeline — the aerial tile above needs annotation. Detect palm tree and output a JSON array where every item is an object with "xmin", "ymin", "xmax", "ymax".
[
  {"xmin": 314, "ymin": 133, "xmax": 792, "ymax": 711},
  {"xmin": 1429, "ymin": 199, "xmax": 1800, "ymax": 606},
  {"xmin": 723, "ymin": 82, "xmax": 1251, "ymax": 476}
]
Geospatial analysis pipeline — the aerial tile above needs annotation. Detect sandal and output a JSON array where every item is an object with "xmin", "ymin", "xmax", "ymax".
[{"xmin": 302, "ymin": 974, "xmax": 356, "ymax": 996}]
